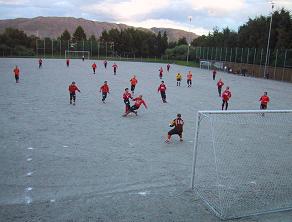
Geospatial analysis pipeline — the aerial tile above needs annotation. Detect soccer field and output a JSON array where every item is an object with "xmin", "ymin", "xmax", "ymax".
[{"xmin": 0, "ymin": 58, "xmax": 292, "ymax": 221}]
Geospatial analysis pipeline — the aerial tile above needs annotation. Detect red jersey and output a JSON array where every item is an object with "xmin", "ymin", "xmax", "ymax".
[
  {"xmin": 69, "ymin": 84, "xmax": 80, "ymax": 93},
  {"xmin": 158, "ymin": 84, "xmax": 167, "ymax": 92},
  {"xmin": 130, "ymin": 78, "xmax": 138, "ymax": 86},
  {"xmin": 100, "ymin": 84, "xmax": 109, "ymax": 93},
  {"xmin": 259, "ymin": 95, "xmax": 270, "ymax": 105},
  {"xmin": 66, "ymin": 59, "xmax": 70, "ymax": 64},
  {"xmin": 123, "ymin": 92, "xmax": 132, "ymax": 100},
  {"xmin": 13, "ymin": 68, "xmax": 20, "ymax": 76},
  {"xmin": 217, "ymin": 80, "xmax": 224, "ymax": 88},
  {"xmin": 159, "ymin": 68, "xmax": 163, "ymax": 74},
  {"xmin": 133, "ymin": 97, "xmax": 147, "ymax": 109},
  {"xmin": 112, "ymin": 64, "xmax": 118, "ymax": 69},
  {"xmin": 187, "ymin": 73, "xmax": 192, "ymax": 80},
  {"xmin": 222, "ymin": 89, "xmax": 231, "ymax": 101},
  {"xmin": 92, "ymin": 63, "xmax": 97, "ymax": 69}
]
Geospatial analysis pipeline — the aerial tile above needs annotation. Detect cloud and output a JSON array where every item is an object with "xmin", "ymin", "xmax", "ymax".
[
  {"xmin": 124, "ymin": 18, "xmax": 209, "ymax": 35},
  {"xmin": 188, "ymin": 0, "xmax": 245, "ymax": 16},
  {"xmin": 0, "ymin": 0, "xmax": 29, "ymax": 5},
  {"xmin": 81, "ymin": 0, "xmax": 170, "ymax": 20}
]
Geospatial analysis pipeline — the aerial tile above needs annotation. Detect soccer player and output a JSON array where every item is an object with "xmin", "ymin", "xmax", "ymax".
[
  {"xmin": 123, "ymin": 88, "xmax": 133, "ymax": 113},
  {"xmin": 176, "ymin": 73, "xmax": 182, "ymax": 86},
  {"xmin": 92, "ymin": 62, "xmax": 97, "ymax": 74},
  {"xmin": 130, "ymin": 75, "xmax": 138, "ymax": 95},
  {"xmin": 217, "ymin": 78, "xmax": 224, "ymax": 97},
  {"xmin": 38, "ymin": 58, "xmax": 43, "ymax": 68},
  {"xmin": 123, "ymin": 95, "xmax": 147, "ymax": 117},
  {"xmin": 159, "ymin": 67, "xmax": 163, "ymax": 79},
  {"xmin": 167, "ymin": 64, "xmax": 170, "ymax": 72},
  {"xmin": 82, "ymin": 55, "xmax": 85, "ymax": 61},
  {"xmin": 165, "ymin": 113, "xmax": 184, "ymax": 143},
  {"xmin": 187, "ymin": 71, "xmax": 192, "ymax": 87},
  {"xmin": 112, "ymin": 63, "xmax": 118, "ymax": 75},
  {"xmin": 222, "ymin": 86, "xmax": 232, "ymax": 110},
  {"xmin": 68, "ymin": 81, "xmax": 81, "ymax": 105},
  {"xmin": 100, "ymin": 81, "xmax": 110, "ymax": 103},
  {"xmin": 259, "ymin": 92, "xmax": 270, "ymax": 110},
  {"xmin": 212, "ymin": 69, "xmax": 217, "ymax": 80},
  {"xmin": 66, "ymin": 59, "xmax": 70, "ymax": 67},
  {"xmin": 13, "ymin": 65, "xmax": 20, "ymax": 83},
  {"xmin": 158, "ymin": 81, "xmax": 167, "ymax": 103},
  {"xmin": 104, "ymin": 60, "xmax": 108, "ymax": 69}
]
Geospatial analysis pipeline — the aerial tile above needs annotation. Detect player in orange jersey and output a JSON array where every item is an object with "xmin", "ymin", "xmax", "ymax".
[
  {"xmin": 100, "ymin": 81, "xmax": 110, "ymax": 103},
  {"xmin": 221, "ymin": 86, "xmax": 232, "ymax": 110},
  {"xmin": 217, "ymin": 79, "xmax": 224, "ymax": 97},
  {"xmin": 187, "ymin": 71, "xmax": 192, "ymax": 87},
  {"xmin": 259, "ymin": 92, "xmax": 270, "ymax": 110},
  {"xmin": 92, "ymin": 62, "xmax": 97, "ymax": 74},
  {"xmin": 130, "ymin": 75, "xmax": 138, "ymax": 95},
  {"xmin": 13, "ymin": 65, "xmax": 20, "ymax": 83},
  {"xmin": 68, "ymin": 81, "xmax": 81, "ymax": 105}
]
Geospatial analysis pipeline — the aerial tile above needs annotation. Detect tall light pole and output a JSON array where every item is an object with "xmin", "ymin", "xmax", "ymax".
[
  {"xmin": 187, "ymin": 16, "xmax": 192, "ymax": 64},
  {"xmin": 264, "ymin": 1, "xmax": 275, "ymax": 78}
]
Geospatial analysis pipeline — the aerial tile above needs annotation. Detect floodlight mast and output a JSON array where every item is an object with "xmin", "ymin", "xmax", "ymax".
[
  {"xmin": 263, "ymin": 1, "xmax": 275, "ymax": 78},
  {"xmin": 187, "ymin": 16, "xmax": 192, "ymax": 64}
]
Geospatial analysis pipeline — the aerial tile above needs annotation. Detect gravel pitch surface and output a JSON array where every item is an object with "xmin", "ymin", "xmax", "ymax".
[{"xmin": 0, "ymin": 58, "xmax": 292, "ymax": 222}]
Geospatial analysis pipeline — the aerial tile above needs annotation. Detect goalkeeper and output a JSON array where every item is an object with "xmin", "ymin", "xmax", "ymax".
[{"xmin": 165, "ymin": 114, "xmax": 184, "ymax": 143}]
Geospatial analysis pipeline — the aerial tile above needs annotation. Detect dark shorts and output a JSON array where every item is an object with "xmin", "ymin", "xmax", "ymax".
[
  {"xmin": 70, "ymin": 93, "xmax": 76, "ymax": 100},
  {"xmin": 168, "ymin": 128, "xmax": 182, "ymax": 136},
  {"xmin": 177, "ymin": 78, "xmax": 181, "ymax": 81},
  {"xmin": 260, "ymin": 104, "xmax": 267, "ymax": 110},
  {"xmin": 15, "ymin": 75, "xmax": 19, "ymax": 80},
  {"xmin": 131, "ymin": 85, "xmax": 135, "ymax": 91},
  {"xmin": 130, "ymin": 105, "xmax": 138, "ymax": 112}
]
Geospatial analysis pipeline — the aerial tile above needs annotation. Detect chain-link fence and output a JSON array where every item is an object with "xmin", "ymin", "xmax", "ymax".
[{"xmin": 194, "ymin": 47, "xmax": 292, "ymax": 82}]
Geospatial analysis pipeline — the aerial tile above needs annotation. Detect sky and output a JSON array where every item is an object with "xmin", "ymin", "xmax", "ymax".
[{"xmin": 0, "ymin": 0, "xmax": 292, "ymax": 35}]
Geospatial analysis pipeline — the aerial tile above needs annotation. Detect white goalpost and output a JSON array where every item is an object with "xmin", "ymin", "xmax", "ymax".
[
  {"xmin": 65, "ymin": 50, "xmax": 90, "ymax": 60},
  {"xmin": 191, "ymin": 110, "xmax": 292, "ymax": 219}
]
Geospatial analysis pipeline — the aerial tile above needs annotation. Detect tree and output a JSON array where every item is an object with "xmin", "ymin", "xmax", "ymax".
[
  {"xmin": 72, "ymin": 26, "xmax": 86, "ymax": 41},
  {"xmin": 177, "ymin": 37, "xmax": 188, "ymax": 45},
  {"xmin": 60, "ymin": 29, "xmax": 71, "ymax": 41}
]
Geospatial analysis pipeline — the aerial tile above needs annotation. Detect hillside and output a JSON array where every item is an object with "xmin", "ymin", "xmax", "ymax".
[{"xmin": 0, "ymin": 16, "xmax": 199, "ymax": 42}]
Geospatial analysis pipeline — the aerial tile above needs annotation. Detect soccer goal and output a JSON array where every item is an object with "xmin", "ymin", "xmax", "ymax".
[
  {"xmin": 199, "ymin": 60, "xmax": 211, "ymax": 69},
  {"xmin": 191, "ymin": 110, "xmax": 292, "ymax": 219},
  {"xmin": 65, "ymin": 50, "xmax": 90, "ymax": 60}
]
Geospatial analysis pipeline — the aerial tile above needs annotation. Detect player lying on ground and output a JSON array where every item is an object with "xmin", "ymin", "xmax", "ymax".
[
  {"xmin": 165, "ymin": 113, "xmax": 184, "ymax": 143},
  {"xmin": 123, "ymin": 95, "xmax": 147, "ymax": 117},
  {"xmin": 69, "ymin": 81, "xmax": 81, "ymax": 105}
]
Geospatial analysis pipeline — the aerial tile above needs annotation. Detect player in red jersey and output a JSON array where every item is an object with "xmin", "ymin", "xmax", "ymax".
[
  {"xmin": 221, "ymin": 86, "xmax": 232, "ymax": 110},
  {"xmin": 187, "ymin": 71, "xmax": 192, "ymax": 87},
  {"xmin": 66, "ymin": 59, "xmax": 70, "ymax": 67},
  {"xmin": 158, "ymin": 80, "xmax": 167, "ymax": 103},
  {"xmin": 123, "ymin": 95, "xmax": 147, "ymax": 117},
  {"xmin": 38, "ymin": 58, "xmax": 43, "ymax": 68},
  {"xmin": 100, "ymin": 81, "xmax": 110, "ymax": 103},
  {"xmin": 112, "ymin": 63, "xmax": 118, "ymax": 75},
  {"xmin": 159, "ymin": 67, "xmax": 163, "ymax": 79},
  {"xmin": 217, "ymin": 78, "xmax": 224, "ymax": 97},
  {"xmin": 130, "ymin": 75, "xmax": 138, "ymax": 95},
  {"xmin": 165, "ymin": 113, "xmax": 184, "ymax": 143},
  {"xmin": 68, "ymin": 81, "xmax": 81, "ymax": 105},
  {"xmin": 92, "ymin": 62, "xmax": 97, "ymax": 74},
  {"xmin": 212, "ymin": 69, "xmax": 217, "ymax": 80},
  {"xmin": 259, "ymin": 92, "xmax": 270, "ymax": 110},
  {"xmin": 13, "ymin": 65, "xmax": 20, "ymax": 83},
  {"xmin": 167, "ymin": 64, "xmax": 170, "ymax": 72},
  {"xmin": 123, "ymin": 88, "xmax": 133, "ymax": 113}
]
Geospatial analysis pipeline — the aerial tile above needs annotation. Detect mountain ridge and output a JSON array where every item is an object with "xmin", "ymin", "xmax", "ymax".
[{"xmin": 0, "ymin": 16, "xmax": 199, "ymax": 42}]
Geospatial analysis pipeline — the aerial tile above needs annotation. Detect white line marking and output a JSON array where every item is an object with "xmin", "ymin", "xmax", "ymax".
[
  {"xmin": 26, "ymin": 172, "xmax": 33, "ymax": 176},
  {"xmin": 63, "ymin": 145, "xmax": 68, "ymax": 148},
  {"xmin": 26, "ymin": 187, "xmax": 33, "ymax": 191},
  {"xmin": 27, "ymin": 158, "xmax": 32, "ymax": 162},
  {"xmin": 27, "ymin": 147, "xmax": 34, "ymax": 150}
]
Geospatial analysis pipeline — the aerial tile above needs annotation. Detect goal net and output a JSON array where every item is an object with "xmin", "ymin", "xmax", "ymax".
[
  {"xmin": 65, "ymin": 50, "xmax": 90, "ymax": 60},
  {"xmin": 191, "ymin": 110, "xmax": 292, "ymax": 219}
]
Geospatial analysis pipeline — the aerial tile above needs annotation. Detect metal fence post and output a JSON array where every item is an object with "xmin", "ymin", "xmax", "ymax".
[
  {"xmin": 282, "ymin": 49, "xmax": 287, "ymax": 81},
  {"xmin": 274, "ymin": 49, "xmax": 278, "ymax": 79}
]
